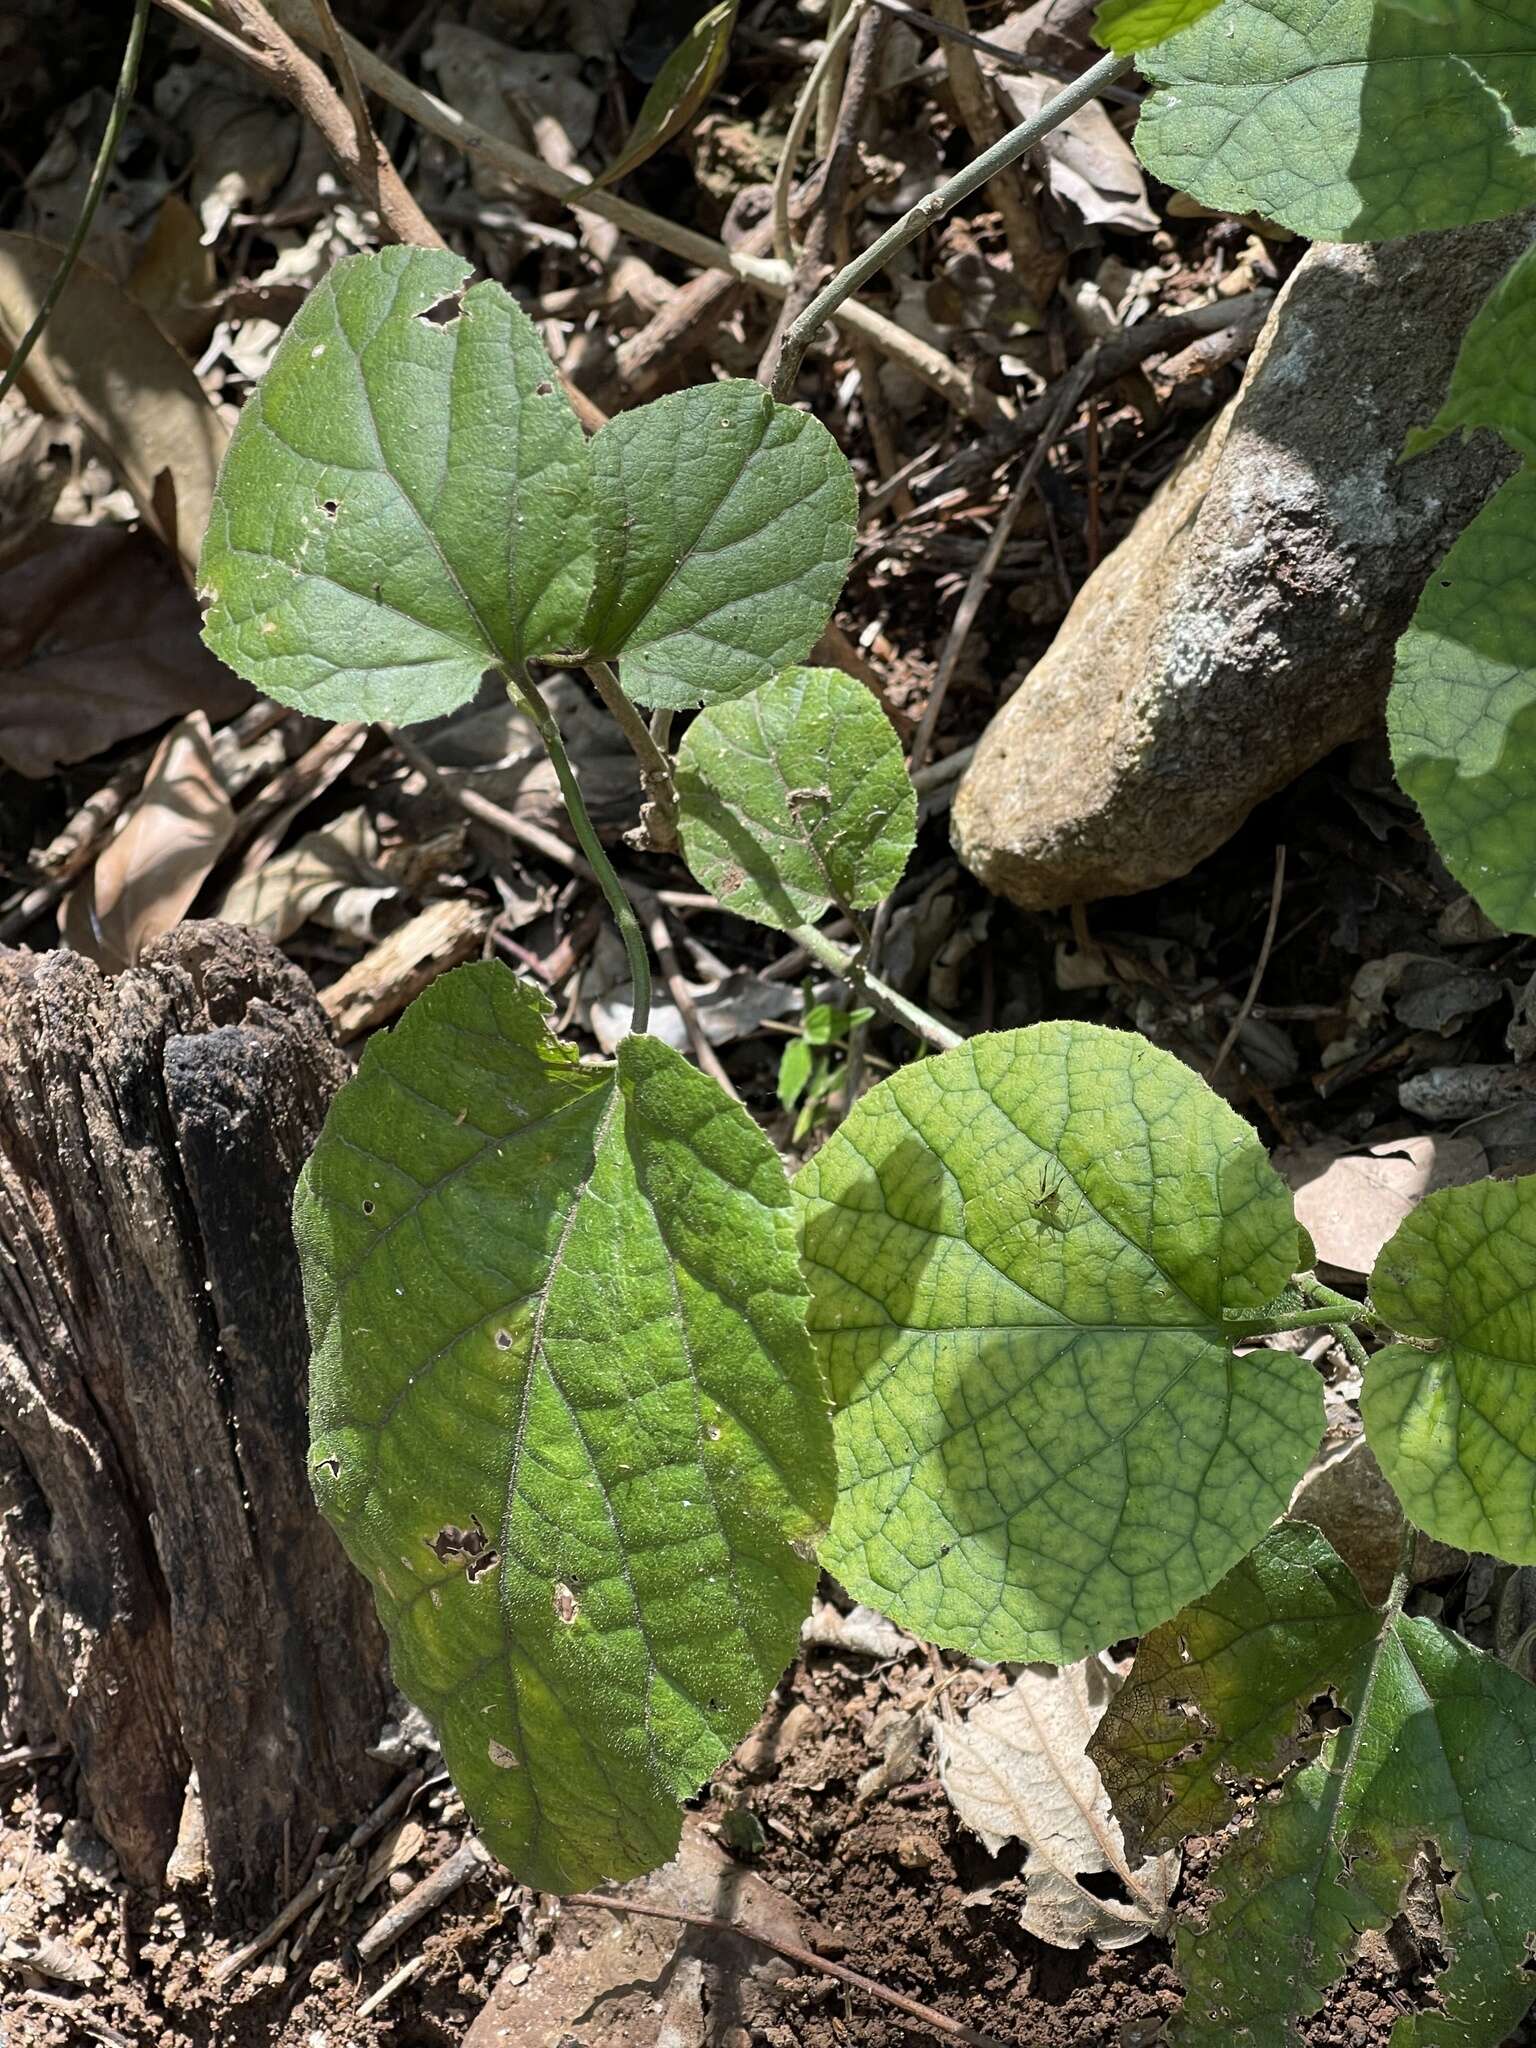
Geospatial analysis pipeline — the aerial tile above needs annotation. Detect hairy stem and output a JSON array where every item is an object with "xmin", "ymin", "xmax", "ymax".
[
  {"xmin": 0, "ymin": 0, "xmax": 151, "ymax": 410},
  {"xmin": 1298, "ymin": 1274, "xmax": 1373, "ymax": 1374},
  {"xmin": 1225, "ymin": 1303, "xmax": 1389, "ymax": 1342},
  {"xmin": 504, "ymin": 666, "xmax": 652, "ymax": 1035},
  {"xmin": 790, "ymin": 922, "xmax": 962, "ymax": 1051},
  {"xmin": 583, "ymin": 660, "xmax": 679, "ymax": 847},
  {"xmin": 770, "ymin": 48, "xmax": 1135, "ymax": 399}
]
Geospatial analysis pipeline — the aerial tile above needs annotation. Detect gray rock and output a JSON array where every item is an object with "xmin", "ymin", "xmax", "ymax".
[{"xmin": 952, "ymin": 217, "xmax": 1535, "ymax": 910}]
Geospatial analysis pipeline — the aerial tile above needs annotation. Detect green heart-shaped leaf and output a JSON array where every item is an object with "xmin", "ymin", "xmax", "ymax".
[
  {"xmin": 792, "ymin": 1022, "xmax": 1321, "ymax": 1663},
  {"xmin": 676, "ymin": 664, "xmax": 916, "ymax": 931},
  {"xmin": 1363, "ymin": 1176, "xmax": 1536, "ymax": 1560},
  {"xmin": 199, "ymin": 246, "xmax": 592, "ymax": 725},
  {"xmin": 299, "ymin": 962, "xmax": 833, "ymax": 1892},
  {"xmin": 583, "ymin": 380, "xmax": 857, "ymax": 709},
  {"xmin": 1137, "ymin": 0, "xmax": 1536, "ymax": 240},
  {"xmin": 1091, "ymin": 1523, "xmax": 1536, "ymax": 2045}
]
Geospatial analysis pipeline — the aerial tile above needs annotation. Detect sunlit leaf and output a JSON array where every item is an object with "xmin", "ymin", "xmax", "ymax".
[
  {"xmin": 298, "ymin": 961, "xmax": 833, "ymax": 1891},
  {"xmin": 594, "ymin": 3, "xmax": 737, "ymax": 187},
  {"xmin": 199, "ymin": 246, "xmax": 593, "ymax": 724},
  {"xmin": 1094, "ymin": 0, "xmax": 1225, "ymax": 56},
  {"xmin": 1136, "ymin": 0, "xmax": 1536, "ymax": 239},
  {"xmin": 583, "ymin": 381, "xmax": 857, "ymax": 710},
  {"xmin": 793, "ymin": 1021, "xmax": 1321, "ymax": 1662},
  {"xmin": 676, "ymin": 664, "xmax": 915, "ymax": 930}
]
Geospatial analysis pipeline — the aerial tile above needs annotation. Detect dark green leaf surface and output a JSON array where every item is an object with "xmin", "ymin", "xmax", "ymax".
[
  {"xmin": 1137, "ymin": 0, "xmax": 1536, "ymax": 240},
  {"xmin": 583, "ymin": 381, "xmax": 858, "ymax": 709},
  {"xmin": 199, "ymin": 246, "xmax": 592, "ymax": 724},
  {"xmin": 1094, "ymin": 1525, "xmax": 1536, "ymax": 2047},
  {"xmin": 792, "ymin": 1023, "xmax": 1320, "ymax": 1663},
  {"xmin": 676, "ymin": 664, "xmax": 916, "ymax": 930},
  {"xmin": 298, "ymin": 962, "xmax": 832, "ymax": 1891},
  {"xmin": 595, "ymin": 2, "xmax": 737, "ymax": 187},
  {"xmin": 1363, "ymin": 1176, "xmax": 1536, "ymax": 1560}
]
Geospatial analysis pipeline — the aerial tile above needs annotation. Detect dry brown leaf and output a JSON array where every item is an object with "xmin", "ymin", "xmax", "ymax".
[
  {"xmin": 0, "ymin": 233, "xmax": 228, "ymax": 580},
  {"xmin": 1275, "ymin": 1133, "xmax": 1488, "ymax": 1277},
  {"xmin": 128, "ymin": 194, "xmax": 219, "ymax": 350},
  {"xmin": 219, "ymin": 807, "xmax": 396, "ymax": 943},
  {"xmin": 935, "ymin": 1659, "xmax": 1179, "ymax": 1950},
  {"xmin": 0, "ymin": 524, "xmax": 247, "ymax": 778},
  {"xmin": 990, "ymin": 71, "xmax": 1157, "ymax": 233},
  {"xmin": 61, "ymin": 713, "xmax": 235, "ymax": 972}
]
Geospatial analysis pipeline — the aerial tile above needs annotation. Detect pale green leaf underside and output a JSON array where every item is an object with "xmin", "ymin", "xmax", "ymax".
[
  {"xmin": 583, "ymin": 380, "xmax": 858, "ymax": 710},
  {"xmin": 676, "ymin": 664, "xmax": 916, "ymax": 931},
  {"xmin": 1137, "ymin": 0, "xmax": 1536, "ymax": 240},
  {"xmin": 1389, "ymin": 469, "xmax": 1536, "ymax": 934},
  {"xmin": 1363, "ymin": 1176, "xmax": 1536, "ymax": 1561},
  {"xmin": 1094, "ymin": 1525, "xmax": 1536, "ymax": 2047},
  {"xmin": 792, "ymin": 1022, "xmax": 1319, "ymax": 1664},
  {"xmin": 297, "ymin": 962, "xmax": 833, "ymax": 1892},
  {"xmin": 594, "ymin": 2, "xmax": 737, "ymax": 187},
  {"xmin": 1095, "ymin": 0, "xmax": 1225, "ymax": 57},
  {"xmin": 199, "ymin": 246, "xmax": 592, "ymax": 725}
]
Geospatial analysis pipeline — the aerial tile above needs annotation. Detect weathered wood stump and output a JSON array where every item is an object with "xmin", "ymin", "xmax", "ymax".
[{"xmin": 0, "ymin": 922, "xmax": 390, "ymax": 1920}]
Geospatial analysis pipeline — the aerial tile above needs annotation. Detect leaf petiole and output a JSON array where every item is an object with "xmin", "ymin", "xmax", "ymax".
[
  {"xmin": 1223, "ymin": 1302, "xmax": 1388, "ymax": 1342},
  {"xmin": 503, "ymin": 663, "xmax": 653, "ymax": 1035},
  {"xmin": 789, "ymin": 920, "xmax": 962, "ymax": 1050}
]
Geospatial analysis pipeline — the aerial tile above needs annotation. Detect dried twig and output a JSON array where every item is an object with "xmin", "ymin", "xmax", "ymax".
[
  {"xmin": 252, "ymin": 0, "xmax": 1001, "ymax": 424},
  {"xmin": 1210, "ymin": 843, "xmax": 1287, "ymax": 1081},
  {"xmin": 357, "ymin": 1838, "xmax": 488, "ymax": 1963},
  {"xmin": 213, "ymin": 1769, "xmax": 424, "ymax": 1986},
  {"xmin": 560, "ymin": 1891, "xmax": 1008, "ymax": 2048},
  {"xmin": 0, "ymin": 0, "xmax": 150, "ymax": 411},
  {"xmin": 629, "ymin": 883, "xmax": 741, "ymax": 1101},
  {"xmin": 357, "ymin": 1951, "xmax": 427, "ymax": 2018}
]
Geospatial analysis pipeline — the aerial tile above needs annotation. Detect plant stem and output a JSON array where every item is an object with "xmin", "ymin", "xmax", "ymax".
[
  {"xmin": 583, "ymin": 660, "xmax": 679, "ymax": 847},
  {"xmin": 770, "ymin": 47, "xmax": 1135, "ymax": 399},
  {"xmin": 0, "ymin": 0, "xmax": 151, "ymax": 410},
  {"xmin": 1225, "ymin": 1304, "xmax": 1388, "ymax": 1341},
  {"xmin": 772, "ymin": 0, "xmax": 866, "ymax": 265},
  {"xmin": 791, "ymin": 922, "xmax": 962, "ymax": 1051},
  {"xmin": 504, "ymin": 666, "xmax": 652, "ymax": 1035},
  {"xmin": 1297, "ymin": 1274, "xmax": 1373, "ymax": 1374}
]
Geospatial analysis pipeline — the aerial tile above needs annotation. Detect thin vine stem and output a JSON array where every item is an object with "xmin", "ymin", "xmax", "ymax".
[
  {"xmin": 0, "ymin": 0, "xmax": 151, "ymax": 409},
  {"xmin": 1297, "ymin": 1274, "xmax": 1373, "ymax": 1374},
  {"xmin": 772, "ymin": 0, "xmax": 866, "ymax": 265},
  {"xmin": 791, "ymin": 921, "xmax": 962, "ymax": 1050},
  {"xmin": 503, "ymin": 664, "xmax": 652, "ymax": 1034},
  {"xmin": 770, "ymin": 47, "xmax": 1135, "ymax": 399}
]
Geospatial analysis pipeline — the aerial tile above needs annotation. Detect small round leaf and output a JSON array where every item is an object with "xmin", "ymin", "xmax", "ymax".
[{"xmin": 676, "ymin": 664, "xmax": 916, "ymax": 931}]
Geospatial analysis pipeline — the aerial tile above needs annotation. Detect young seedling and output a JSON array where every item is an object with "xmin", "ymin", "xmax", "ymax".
[{"xmin": 192, "ymin": 6, "xmax": 1536, "ymax": 2024}]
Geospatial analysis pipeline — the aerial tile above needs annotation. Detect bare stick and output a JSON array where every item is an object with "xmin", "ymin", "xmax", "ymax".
[
  {"xmin": 584, "ymin": 661, "xmax": 678, "ymax": 847},
  {"xmin": 909, "ymin": 381, "xmax": 1078, "ymax": 776},
  {"xmin": 386, "ymin": 726, "xmax": 591, "ymax": 880},
  {"xmin": 771, "ymin": 49, "xmax": 1135, "ymax": 399},
  {"xmin": 357, "ymin": 1951, "xmax": 427, "ymax": 2018},
  {"xmin": 772, "ymin": 0, "xmax": 866, "ymax": 265},
  {"xmin": 630, "ymin": 884, "xmax": 742, "ymax": 1102},
  {"xmin": 201, "ymin": 0, "xmax": 442, "ymax": 250},
  {"xmin": 0, "ymin": 0, "xmax": 150, "ymax": 410},
  {"xmin": 561, "ymin": 1891, "xmax": 1007, "ymax": 2047},
  {"xmin": 1210, "ymin": 843, "xmax": 1287, "ymax": 1080},
  {"xmin": 251, "ymin": 0, "xmax": 1001, "ymax": 424},
  {"xmin": 357, "ymin": 1838, "xmax": 487, "ymax": 1963},
  {"xmin": 213, "ymin": 1769, "xmax": 424, "ymax": 1986}
]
